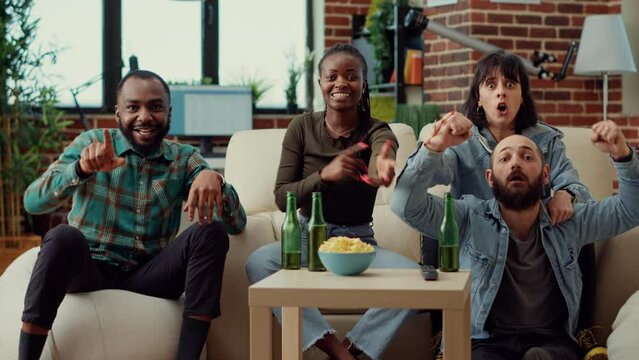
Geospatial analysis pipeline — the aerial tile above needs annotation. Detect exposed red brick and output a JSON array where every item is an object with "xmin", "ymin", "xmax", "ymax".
[
  {"xmin": 333, "ymin": 28, "xmax": 352, "ymax": 37},
  {"xmin": 545, "ymin": 16, "xmax": 569, "ymax": 27},
  {"xmin": 545, "ymin": 41, "xmax": 571, "ymax": 51},
  {"xmin": 516, "ymin": 40, "xmax": 542, "ymax": 50},
  {"xmin": 253, "ymin": 119, "xmax": 276, "ymax": 129},
  {"xmin": 585, "ymin": 103, "xmax": 603, "ymax": 113},
  {"xmin": 585, "ymin": 4, "xmax": 609, "ymax": 14},
  {"xmin": 531, "ymin": 3, "xmax": 556, "ymax": 13},
  {"xmin": 544, "ymin": 116, "xmax": 571, "ymax": 126},
  {"xmin": 470, "ymin": 25, "xmax": 499, "ymax": 35},
  {"xmin": 325, "ymin": 16, "xmax": 350, "ymax": 26},
  {"xmin": 470, "ymin": 12, "xmax": 486, "ymax": 23},
  {"xmin": 558, "ymin": 4, "xmax": 583, "ymax": 14},
  {"xmin": 487, "ymin": 13, "xmax": 513, "ymax": 24},
  {"xmin": 96, "ymin": 119, "xmax": 117, "ymax": 128},
  {"xmin": 501, "ymin": 26, "xmax": 528, "ymax": 37},
  {"xmin": 430, "ymin": 92, "xmax": 448, "ymax": 102},
  {"xmin": 530, "ymin": 28, "xmax": 556, "ymax": 38},
  {"xmin": 573, "ymin": 91, "xmax": 599, "ymax": 101},
  {"xmin": 276, "ymin": 118, "xmax": 293, "ymax": 129},
  {"xmin": 621, "ymin": 128, "xmax": 638, "ymax": 139},
  {"xmin": 448, "ymin": 14, "xmax": 463, "ymax": 26},
  {"xmin": 448, "ymin": 90, "xmax": 463, "ymax": 101},
  {"xmin": 490, "ymin": 39, "xmax": 514, "ymax": 50},
  {"xmin": 571, "ymin": 116, "xmax": 599, "ymax": 127},
  {"xmin": 571, "ymin": 16, "xmax": 585, "ymax": 27},
  {"xmin": 537, "ymin": 103, "xmax": 557, "ymax": 113},
  {"xmin": 498, "ymin": 3, "xmax": 526, "ymax": 12},
  {"xmin": 559, "ymin": 28, "xmax": 582, "ymax": 39},
  {"xmin": 515, "ymin": 15, "xmax": 542, "ymax": 25},
  {"xmin": 544, "ymin": 91, "xmax": 571, "ymax": 101}
]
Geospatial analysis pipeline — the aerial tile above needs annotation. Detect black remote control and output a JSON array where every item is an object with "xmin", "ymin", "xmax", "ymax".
[{"xmin": 420, "ymin": 265, "xmax": 438, "ymax": 281}]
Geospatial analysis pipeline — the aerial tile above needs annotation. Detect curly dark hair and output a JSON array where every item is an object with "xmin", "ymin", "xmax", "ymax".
[
  {"xmin": 460, "ymin": 51, "xmax": 539, "ymax": 133},
  {"xmin": 318, "ymin": 43, "xmax": 370, "ymax": 125}
]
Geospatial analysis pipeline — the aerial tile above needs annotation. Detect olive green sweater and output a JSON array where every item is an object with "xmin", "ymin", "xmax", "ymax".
[{"xmin": 274, "ymin": 111, "xmax": 398, "ymax": 225}]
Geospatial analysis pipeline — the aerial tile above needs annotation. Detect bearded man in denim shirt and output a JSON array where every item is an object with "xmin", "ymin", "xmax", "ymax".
[
  {"xmin": 18, "ymin": 70, "xmax": 246, "ymax": 360},
  {"xmin": 391, "ymin": 119, "xmax": 639, "ymax": 360}
]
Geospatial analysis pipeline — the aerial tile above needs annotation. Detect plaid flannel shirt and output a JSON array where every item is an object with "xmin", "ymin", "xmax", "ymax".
[{"xmin": 24, "ymin": 129, "xmax": 246, "ymax": 269}]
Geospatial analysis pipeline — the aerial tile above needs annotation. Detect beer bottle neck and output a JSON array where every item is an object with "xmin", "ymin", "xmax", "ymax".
[
  {"xmin": 286, "ymin": 196, "xmax": 297, "ymax": 216},
  {"xmin": 311, "ymin": 197, "xmax": 325, "ymax": 223}
]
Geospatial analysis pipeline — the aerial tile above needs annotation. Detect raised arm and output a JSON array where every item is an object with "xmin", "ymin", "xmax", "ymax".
[
  {"xmin": 391, "ymin": 145, "xmax": 471, "ymax": 241},
  {"xmin": 24, "ymin": 129, "xmax": 124, "ymax": 214},
  {"xmin": 564, "ymin": 121, "xmax": 639, "ymax": 245}
]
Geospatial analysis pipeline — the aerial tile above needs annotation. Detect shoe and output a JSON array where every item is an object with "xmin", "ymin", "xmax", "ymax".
[
  {"xmin": 576, "ymin": 326, "xmax": 608, "ymax": 360},
  {"xmin": 431, "ymin": 331, "xmax": 443, "ymax": 360}
]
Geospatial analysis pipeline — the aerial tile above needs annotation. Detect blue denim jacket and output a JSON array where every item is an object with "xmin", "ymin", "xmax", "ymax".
[
  {"xmin": 391, "ymin": 146, "xmax": 639, "ymax": 339},
  {"xmin": 433, "ymin": 123, "xmax": 592, "ymax": 202}
]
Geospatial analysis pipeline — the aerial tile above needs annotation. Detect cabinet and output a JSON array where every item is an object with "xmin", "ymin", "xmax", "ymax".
[{"xmin": 352, "ymin": 4, "xmax": 425, "ymax": 105}]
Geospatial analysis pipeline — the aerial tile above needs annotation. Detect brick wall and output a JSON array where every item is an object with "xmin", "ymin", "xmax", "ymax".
[
  {"xmin": 323, "ymin": 0, "xmax": 638, "ymax": 148},
  {"xmin": 421, "ymin": 0, "xmax": 638, "ymax": 147}
]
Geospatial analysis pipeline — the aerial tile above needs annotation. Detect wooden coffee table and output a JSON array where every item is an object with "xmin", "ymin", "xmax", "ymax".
[{"xmin": 249, "ymin": 268, "xmax": 471, "ymax": 360}]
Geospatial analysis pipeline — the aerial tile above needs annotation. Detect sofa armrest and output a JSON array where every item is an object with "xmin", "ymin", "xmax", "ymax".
[
  {"xmin": 593, "ymin": 226, "xmax": 639, "ymax": 341},
  {"xmin": 206, "ymin": 215, "xmax": 277, "ymax": 360}
]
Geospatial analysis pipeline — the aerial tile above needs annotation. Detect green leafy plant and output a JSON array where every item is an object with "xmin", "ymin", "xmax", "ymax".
[
  {"xmin": 0, "ymin": 0, "xmax": 70, "ymax": 236},
  {"xmin": 394, "ymin": 103, "xmax": 441, "ymax": 138},
  {"xmin": 284, "ymin": 48, "xmax": 313, "ymax": 110},
  {"xmin": 236, "ymin": 74, "xmax": 272, "ymax": 108},
  {"xmin": 366, "ymin": 0, "xmax": 410, "ymax": 84}
]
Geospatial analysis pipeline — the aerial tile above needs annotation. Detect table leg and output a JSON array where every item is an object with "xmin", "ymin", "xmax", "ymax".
[
  {"xmin": 281, "ymin": 306, "xmax": 302, "ymax": 360},
  {"xmin": 443, "ymin": 297, "xmax": 471, "ymax": 360},
  {"xmin": 250, "ymin": 306, "xmax": 273, "ymax": 360}
]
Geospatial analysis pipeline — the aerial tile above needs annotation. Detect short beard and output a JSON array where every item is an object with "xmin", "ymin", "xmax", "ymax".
[
  {"xmin": 492, "ymin": 172, "xmax": 544, "ymax": 211},
  {"xmin": 118, "ymin": 119, "xmax": 170, "ymax": 156}
]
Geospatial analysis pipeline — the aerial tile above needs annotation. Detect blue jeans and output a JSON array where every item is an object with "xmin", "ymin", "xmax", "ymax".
[{"xmin": 245, "ymin": 217, "xmax": 419, "ymax": 360}]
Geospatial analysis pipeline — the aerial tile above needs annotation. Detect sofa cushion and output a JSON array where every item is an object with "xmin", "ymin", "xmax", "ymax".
[{"xmin": 608, "ymin": 289, "xmax": 639, "ymax": 358}]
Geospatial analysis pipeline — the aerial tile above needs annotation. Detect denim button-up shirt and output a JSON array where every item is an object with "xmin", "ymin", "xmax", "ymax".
[
  {"xmin": 433, "ymin": 123, "xmax": 592, "ymax": 202},
  {"xmin": 391, "ymin": 145, "xmax": 639, "ymax": 339}
]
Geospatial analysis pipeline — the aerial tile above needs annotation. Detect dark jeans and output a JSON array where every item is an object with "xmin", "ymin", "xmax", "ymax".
[
  {"xmin": 472, "ymin": 333, "xmax": 580, "ymax": 360},
  {"xmin": 22, "ymin": 222, "xmax": 229, "ymax": 329},
  {"xmin": 422, "ymin": 235, "xmax": 597, "ymax": 332}
]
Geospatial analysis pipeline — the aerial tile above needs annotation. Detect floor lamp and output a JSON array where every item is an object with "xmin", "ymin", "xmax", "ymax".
[{"xmin": 574, "ymin": 14, "xmax": 636, "ymax": 121}]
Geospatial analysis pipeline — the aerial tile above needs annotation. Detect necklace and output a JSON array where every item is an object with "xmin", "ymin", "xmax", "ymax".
[{"xmin": 325, "ymin": 119, "xmax": 359, "ymax": 138}]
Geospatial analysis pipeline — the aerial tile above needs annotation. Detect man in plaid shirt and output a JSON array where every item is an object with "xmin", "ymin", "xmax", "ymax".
[{"xmin": 18, "ymin": 70, "xmax": 246, "ymax": 360}]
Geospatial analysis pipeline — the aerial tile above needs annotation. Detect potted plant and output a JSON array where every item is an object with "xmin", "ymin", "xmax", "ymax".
[
  {"xmin": 237, "ymin": 74, "xmax": 272, "ymax": 111},
  {"xmin": 0, "ymin": 0, "xmax": 70, "ymax": 273},
  {"xmin": 284, "ymin": 48, "xmax": 313, "ymax": 114}
]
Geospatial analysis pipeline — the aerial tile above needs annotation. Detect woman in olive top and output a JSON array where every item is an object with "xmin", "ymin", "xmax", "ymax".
[{"xmin": 246, "ymin": 44, "xmax": 418, "ymax": 360}]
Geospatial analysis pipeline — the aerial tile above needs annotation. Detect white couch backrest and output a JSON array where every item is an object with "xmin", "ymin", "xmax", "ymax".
[
  {"xmin": 224, "ymin": 123, "xmax": 417, "ymax": 216},
  {"xmin": 418, "ymin": 123, "xmax": 614, "ymax": 200}
]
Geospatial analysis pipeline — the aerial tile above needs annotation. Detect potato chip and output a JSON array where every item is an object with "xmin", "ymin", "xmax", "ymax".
[{"xmin": 319, "ymin": 236, "xmax": 374, "ymax": 253}]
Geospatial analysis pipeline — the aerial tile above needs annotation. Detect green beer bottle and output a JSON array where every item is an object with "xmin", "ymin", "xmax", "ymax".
[
  {"xmin": 439, "ymin": 192, "xmax": 460, "ymax": 272},
  {"xmin": 307, "ymin": 192, "xmax": 327, "ymax": 271},
  {"xmin": 282, "ymin": 192, "xmax": 301, "ymax": 269}
]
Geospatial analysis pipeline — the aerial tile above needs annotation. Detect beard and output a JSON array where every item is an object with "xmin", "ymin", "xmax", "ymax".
[
  {"xmin": 492, "ymin": 171, "xmax": 544, "ymax": 211},
  {"xmin": 118, "ymin": 118, "xmax": 170, "ymax": 156}
]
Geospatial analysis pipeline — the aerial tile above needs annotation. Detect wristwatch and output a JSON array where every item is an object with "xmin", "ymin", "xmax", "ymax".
[{"xmin": 563, "ymin": 188, "xmax": 576, "ymax": 203}]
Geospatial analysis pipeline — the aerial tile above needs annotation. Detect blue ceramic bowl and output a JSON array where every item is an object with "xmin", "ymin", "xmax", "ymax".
[{"xmin": 318, "ymin": 250, "xmax": 376, "ymax": 276}]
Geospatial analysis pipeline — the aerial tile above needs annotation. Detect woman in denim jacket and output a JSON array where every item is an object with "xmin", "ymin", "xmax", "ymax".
[{"xmin": 422, "ymin": 51, "xmax": 595, "ymax": 342}]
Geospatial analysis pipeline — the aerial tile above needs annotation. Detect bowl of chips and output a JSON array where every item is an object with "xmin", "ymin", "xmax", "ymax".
[{"xmin": 318, "ymin": 236, "xmax": 376, "ymax": 276}]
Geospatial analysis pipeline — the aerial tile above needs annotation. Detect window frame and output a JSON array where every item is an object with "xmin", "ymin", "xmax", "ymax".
[{"xmin": 58, "ymin": 0, "xmax": 313, "ymax": 115}]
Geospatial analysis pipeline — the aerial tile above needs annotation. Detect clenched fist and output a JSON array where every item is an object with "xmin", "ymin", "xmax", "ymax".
[{"xmin": 591, "ymin": 120, "xmax": 631, "ymax": 160}]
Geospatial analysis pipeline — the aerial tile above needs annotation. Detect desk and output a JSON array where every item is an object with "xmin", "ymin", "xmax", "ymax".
[{"xmin": 249, "ymin": 269, "xmax": 471, "ymax": 360}]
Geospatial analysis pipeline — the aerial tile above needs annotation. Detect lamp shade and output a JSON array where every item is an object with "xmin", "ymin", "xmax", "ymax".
[{"xmin": 574, "ymin": 15, "xmax": 636, "ymax": 75}]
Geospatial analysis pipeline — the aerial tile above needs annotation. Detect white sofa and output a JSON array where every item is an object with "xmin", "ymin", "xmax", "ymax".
[{"xmin": 1, "ymin": 123, "xmax": 638, "ymax": 359}]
